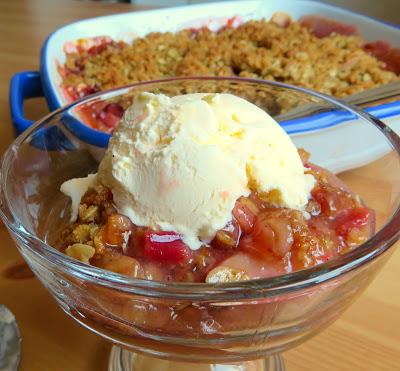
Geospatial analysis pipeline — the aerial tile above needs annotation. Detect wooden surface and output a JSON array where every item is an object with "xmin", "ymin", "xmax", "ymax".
[{"xmin": 0, "ymin": 1, "xmax": 399, "ymax": 370}]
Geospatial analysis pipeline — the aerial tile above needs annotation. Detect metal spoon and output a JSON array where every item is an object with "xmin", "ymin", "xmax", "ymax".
[
  {"xmin": 276, "ymin": 81, "xmax": 400, "ymax": 124},
  {"xmin": 0, "ymin": 305, "xmax": 21, "ymax": 371}
]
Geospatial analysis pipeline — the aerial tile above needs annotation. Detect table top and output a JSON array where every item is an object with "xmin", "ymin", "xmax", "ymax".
[{"xmin": 0, "ymin": 1, "xmax": 399, "ymax": 370}]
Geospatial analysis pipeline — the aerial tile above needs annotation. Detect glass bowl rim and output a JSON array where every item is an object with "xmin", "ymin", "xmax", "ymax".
[{"xmin": 2, "ymin": 76, "xmax": 400, "ymax": 300}]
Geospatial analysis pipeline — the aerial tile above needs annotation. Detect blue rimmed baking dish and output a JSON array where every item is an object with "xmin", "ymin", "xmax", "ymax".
[{"xmin": 9, "ymin": 0, "xmax": 400, "ymax": 147}]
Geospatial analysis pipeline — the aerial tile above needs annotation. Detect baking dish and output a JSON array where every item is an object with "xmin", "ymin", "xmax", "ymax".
[{"xmin": 9, "ymin": 0, "xmax": 400, "ymax": 165}]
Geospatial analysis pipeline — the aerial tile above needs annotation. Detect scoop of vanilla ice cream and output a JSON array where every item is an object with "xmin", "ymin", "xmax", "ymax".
[{"xmin": 95, "ymin": 92, "xmax": 315, "ymax": 249}]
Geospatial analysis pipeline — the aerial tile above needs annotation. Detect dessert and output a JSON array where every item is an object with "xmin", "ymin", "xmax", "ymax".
[
  {"xmin": 60, "ymin": 14, "xmax": 399, "ymax": 132},
  {"xmin": 58, "ymin": 92, "xmax": 375, "ymax": 283}
]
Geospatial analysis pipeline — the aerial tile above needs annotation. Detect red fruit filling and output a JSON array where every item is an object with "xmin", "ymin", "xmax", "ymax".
[
  {"xmin": 61, "ymin": 155, "xmax": 375, "ymax": 282},
  {"xmin": 140, "ymin": 230, "xmax": 191, "ymax": 265}
]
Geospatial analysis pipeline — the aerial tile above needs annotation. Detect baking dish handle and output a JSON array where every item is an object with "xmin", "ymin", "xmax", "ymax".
[{"xmin": 9, "ymin": 71, "xmax": 44, "ymax": 135}]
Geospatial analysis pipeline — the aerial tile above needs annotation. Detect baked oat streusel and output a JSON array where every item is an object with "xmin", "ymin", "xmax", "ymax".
[{"xmin": 61, "ymin": 16, "xmax": 398, "ymax": 101}]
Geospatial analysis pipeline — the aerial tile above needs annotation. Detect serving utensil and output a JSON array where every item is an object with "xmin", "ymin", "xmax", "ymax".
[
  {"xmin": 0, "ymin": 305, "xmax": 21, "ymax": 371},
  {"xmin": 277, "ymin": 81, "xmax": 400, "ymax": 127},
  {"xmin": 279, "ymin": 81, "xmax": 400, "ymax": 174}
]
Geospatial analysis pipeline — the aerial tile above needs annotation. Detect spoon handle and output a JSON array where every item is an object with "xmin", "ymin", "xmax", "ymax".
[{"xmin": 0, "ymin": 305, "xmax": 21, "ymax": 371}]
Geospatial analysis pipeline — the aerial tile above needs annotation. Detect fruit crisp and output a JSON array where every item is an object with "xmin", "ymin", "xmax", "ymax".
[
  {"xmin": 61, "ymin": 14, "xmax": 399, "ymax": 103},
  {"xmin": 58, "ymin": 151, "xmax": 375, "ymax": 283}
]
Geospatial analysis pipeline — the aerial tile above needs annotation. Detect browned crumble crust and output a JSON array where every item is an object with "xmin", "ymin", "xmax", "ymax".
[{"xmin": 62, "ymin": 18, "xmax": 398, "ymax": 99}]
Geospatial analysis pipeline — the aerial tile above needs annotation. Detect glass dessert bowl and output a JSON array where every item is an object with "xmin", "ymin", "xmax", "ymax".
[{"xmin": 1, "ymin": 77, "xmax": 400, "ymax": 371}]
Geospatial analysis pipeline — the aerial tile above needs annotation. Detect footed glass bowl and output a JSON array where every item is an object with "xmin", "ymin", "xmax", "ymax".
[{"xmin": 1, "ymin": 77, "xmax": 400, "ymax": 371}]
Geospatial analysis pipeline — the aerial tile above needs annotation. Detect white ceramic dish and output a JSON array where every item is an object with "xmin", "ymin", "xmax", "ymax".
[
  {"xmin": 9, "ymin": 0, "xmax": 400, "ymax": 172},
  {"xmin": 40, "ymin": 0, "xmax": 399, "ymax": 109}
]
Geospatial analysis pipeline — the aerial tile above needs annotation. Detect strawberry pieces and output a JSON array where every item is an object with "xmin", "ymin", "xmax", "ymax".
[
  {"xmin": 364, "ymin": 41, "xmax": 400, "ymax": 74},
  {"xmin": 74, "ymin": 85, "xmax": 99, "ymax": 99},
  {"xmin": 87, "ymin": 41, "xmax": 110, "ymax": 56},
  {"xmin": 98, "ymin": 103, "xmax": 124, "ymax": 130},
  {"xmin": 334, "ymin": 207, "xmax": 371, "ymax": 238},
  {"xmin": 299, "ymin": 15, "xmax": 358, "ymax": 38},
  {"xmin": 142, "ymin": 230, "xmax": 191, "ymax": 264},
  {"xmin": 312, "ymin": 184, "xmax": 355, "ymax": 216},
  {"xmin": 240, "ymin": 210, "xmax": 293, "ymax": 259},
  {"xmin": 232, "ymin": 201, "xmax": 255, "ymax": 234}
]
